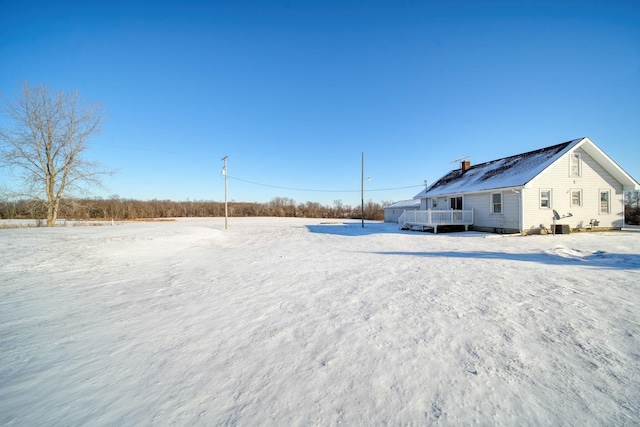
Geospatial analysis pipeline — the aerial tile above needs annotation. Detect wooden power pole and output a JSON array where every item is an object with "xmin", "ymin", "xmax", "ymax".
[{"xmin": 221, "ymin": 155, "xmax": 228, "ymax": 229}]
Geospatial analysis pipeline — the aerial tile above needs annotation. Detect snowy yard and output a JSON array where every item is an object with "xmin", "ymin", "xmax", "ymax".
[{"xmin": 1, "ymin": 217, "xmax": 639, "ymax": 425}]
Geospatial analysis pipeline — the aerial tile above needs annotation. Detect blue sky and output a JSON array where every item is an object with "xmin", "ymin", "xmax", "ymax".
[{"xmin": 1, "ymin": 0, "xmax": 639, "ymax": 207}]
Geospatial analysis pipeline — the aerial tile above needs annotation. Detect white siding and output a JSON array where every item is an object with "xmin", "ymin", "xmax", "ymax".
[
  {"xmin": 384, "ymin": 207, "xmax": 418, "ymax": 223},
  {"xmin": 384, "ymin": 199, "xmax": 420, "ymax": 222},
  {"xmin": 423, "ymin": 197, "xmax": 448, "ymax": 210},
  {"xmin": 465, "ymin": 191, "xmax": 520, "ymax": 231},
  {"xmin": 524, "ymin": 148, "xmax": 624, "ymax": 229}
]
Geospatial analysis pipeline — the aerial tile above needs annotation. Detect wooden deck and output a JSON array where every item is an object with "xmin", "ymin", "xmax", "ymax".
[{"xmin": 398, "ymin": 209, "xmax": 474, "ymax": 233}]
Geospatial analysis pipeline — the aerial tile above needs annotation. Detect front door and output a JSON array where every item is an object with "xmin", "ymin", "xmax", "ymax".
[
  {"xmin": 450, "ymin": 196, "xmax": 463, "ymax": 210},
  {"xmin": 450, "ymin": 196, "xmax": 463, "ymax": 221}
]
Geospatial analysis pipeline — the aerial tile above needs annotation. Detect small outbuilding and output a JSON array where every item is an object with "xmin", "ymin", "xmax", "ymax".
[{"xmin": 383, "ymin": 199, "xmax": 420, "ymax": 223}]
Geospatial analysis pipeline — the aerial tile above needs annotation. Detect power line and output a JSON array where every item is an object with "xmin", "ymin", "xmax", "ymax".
[
  {"xmin": 95, "ymin": 143, "xmax": 425, "ymax": 194},
  {"xmin": 227, "ymin": 175, "xmax": 423, "ymax": 193}
]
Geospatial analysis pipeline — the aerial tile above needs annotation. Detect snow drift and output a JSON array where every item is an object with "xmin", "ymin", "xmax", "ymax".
[{"xmin": 1, "ymin": 218, "xmax": 638, "ymax": 425}]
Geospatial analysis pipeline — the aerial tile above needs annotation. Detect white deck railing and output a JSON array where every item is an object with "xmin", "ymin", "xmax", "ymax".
[{"xmin": 398, "ymin": 209, "xmax": 474, "ymax": 233}]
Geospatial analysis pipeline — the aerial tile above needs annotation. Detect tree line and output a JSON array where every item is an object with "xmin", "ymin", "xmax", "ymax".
[
  {"xmin": 0, "ymin": 196, "xmax": 391, "ymax": 221},
  {"xmin": 2, "ymin": 192, "xmax": 639, "ymax": 223},
  {"xmin": 3, "ymin": 192, "xmax": 640, "ymax": 225}
]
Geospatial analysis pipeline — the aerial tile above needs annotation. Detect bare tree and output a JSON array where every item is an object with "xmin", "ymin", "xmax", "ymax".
[{"xmin": 0, "ymin": 82, "xmax": 113, "ymax": 226}]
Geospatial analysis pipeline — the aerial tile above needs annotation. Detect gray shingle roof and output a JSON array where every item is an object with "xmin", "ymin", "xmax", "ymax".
[{"xmin": 415, "ymin": 138, "xmax": 582, "ymax": 198}]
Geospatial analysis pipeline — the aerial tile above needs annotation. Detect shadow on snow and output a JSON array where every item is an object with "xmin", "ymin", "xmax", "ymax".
[
  {"xmin": 306, "ymin": 222, "xmax": 476, "ymax": 237},
  {"xmin": 306, "ymin": 222, "xmax": 398, "ymax": 236},
  {"xmin": 307, "ymin": 223, "xmax": 640, "ymax": 269},
  {"xmin": 370, "ymin": 250, "xmax": 640, "ymax": 270}
]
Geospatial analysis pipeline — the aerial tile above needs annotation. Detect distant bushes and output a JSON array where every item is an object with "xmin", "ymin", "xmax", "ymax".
[
  {"xmin": 0, "ymin": 196, "xmax": 390, "ymax": 221},
  {"xmin": 4, "ymin": 192, "xmax": 639, "ymax": 224}
]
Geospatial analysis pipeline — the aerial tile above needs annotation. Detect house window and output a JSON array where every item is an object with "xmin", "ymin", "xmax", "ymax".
[
  {"xmin": 571, "ymin": 189, "xmax": 582, "ymax": 207},
  {"xmin": 570, "ymin": 153, "xmax": 582, "ymax": 177},
  {"xmin": 540, "ymin": 189, "xmax": 551, "ymax": 209},
  {"xmin": 600, "ymin": 190, "xmax": 610, "ymax": 214},
  {"xmin": 431, "ymin": 198, "xmax": 438, "ymax": 208},
  {"xmin": 450, "ymin": 196, "xmax": 463, "ymax": 210},
  {"xmin": 491, "ymin": 192, "xmax": 502, "ymax": 214}
]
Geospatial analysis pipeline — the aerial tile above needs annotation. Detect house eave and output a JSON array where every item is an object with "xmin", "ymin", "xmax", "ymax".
[
  {"xmin": 575, "ymin": 137, "xmax": 640, "ymax": 189},
  {"xmin": 418, "ymin": 185, "xmax": 526, "ymax": 198}
]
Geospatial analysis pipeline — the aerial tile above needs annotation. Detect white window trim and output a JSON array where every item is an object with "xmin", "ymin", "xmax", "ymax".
[
  {"xmin": 491, "ymin": 192, "xmax": 503, "ymax": 214},
  {"xmin": 540, "ymin": 189, "xmax": 552, "ymax": 209},
  {"xmin": 599, "ymin": 189, "xmax": 610, "ymax": 215},
  {"xmin": 571, "ymin": 188, "xmax": 582, "ymax": 207},
  {"xmin": 570, "ymin": 152, "xmax": 582, "ymax": 177}
]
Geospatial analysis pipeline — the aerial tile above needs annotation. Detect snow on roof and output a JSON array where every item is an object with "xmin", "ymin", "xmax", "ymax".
[
  {"xmin": 383, "ymin": 199, "xmax": 420, "ymax": 209},
  {"xmin": 415, "ymin": 138, "xmax": 582, "ymax": 198}
]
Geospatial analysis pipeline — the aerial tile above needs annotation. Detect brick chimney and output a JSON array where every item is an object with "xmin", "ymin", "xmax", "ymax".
[{"xmin": 461, "ymin": 160, "xmax": 470, "ymax": 172}]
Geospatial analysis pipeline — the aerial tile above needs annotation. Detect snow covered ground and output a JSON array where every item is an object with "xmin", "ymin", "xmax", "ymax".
[{"xmin": 1, "ymin": 217, "xmax": 639, "ymax": 425}]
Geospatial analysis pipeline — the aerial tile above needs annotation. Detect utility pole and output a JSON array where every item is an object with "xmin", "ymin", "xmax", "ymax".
[
  {"xmin": 221, "ymin": 155, "xmax": 228, "ymax": 229},
  {"xmin": 361, "ymin": 152, "xmax": 365, "ymax": 228}
]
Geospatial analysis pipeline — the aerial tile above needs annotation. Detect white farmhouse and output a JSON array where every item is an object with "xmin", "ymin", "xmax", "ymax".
[{"xmin": 406, "ymin": 137, "xmax": 639, "ymax": 234}]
